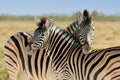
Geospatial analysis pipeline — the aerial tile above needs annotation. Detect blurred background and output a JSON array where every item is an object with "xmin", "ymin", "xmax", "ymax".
[{"xmin": 0, "ymin": 0, "xmax": 120, "ymax": 79}]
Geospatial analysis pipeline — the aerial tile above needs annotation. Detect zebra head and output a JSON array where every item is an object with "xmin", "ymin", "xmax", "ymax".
[
  {"xmin": 33, "ymin": 17, "xmax": 48, "ymax": 42},
  {"xmin": 33, "ymin": 17, "xmax": 54, "ymax": 46},
  {"xmin": 26, "ymin": 17, "xmax": 54, "ymax": 53},
  {"xmin": 75, "ymin": 9, "xmax": 98, "ymax": 54}
]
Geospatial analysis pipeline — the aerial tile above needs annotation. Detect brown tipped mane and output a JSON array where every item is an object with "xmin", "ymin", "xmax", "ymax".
[
  {"xmin": 41, "ymin": 17, "xmax": 47, "ymax": 24},
  {"xmin": 38, "ymin": 17, "xmax": 47, "ymax": 27}
]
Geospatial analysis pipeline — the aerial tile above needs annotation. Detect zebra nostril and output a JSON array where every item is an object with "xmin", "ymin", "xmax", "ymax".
[{"xmin": 41, "ymin": 34, "xmax": 44, "ymax": 36}]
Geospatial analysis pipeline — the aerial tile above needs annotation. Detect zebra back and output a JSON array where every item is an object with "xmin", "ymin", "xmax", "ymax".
[
  {"xmin": 68, "ymin": 45, "xmax": 120, "ymax": 80},
  {"xmin": 4, "ymin": 32, "xmax": 32, "ymax": 80},
  {"xmin": 4, "ymin": 31, "xmax": 58, "ymax": 80}
]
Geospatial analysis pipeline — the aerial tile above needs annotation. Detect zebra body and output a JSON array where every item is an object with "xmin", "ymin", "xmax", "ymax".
[
  {"xmin": 67, "ymin": 46, "xmax": 120, "ymax": 80},
  {"xmin": 4, "ymin": 26, "xmax": 80, "ymax": 80},
  {"xmin": 32, "ymin": 22, "xmax": 120, "ymax": 80},
  {"xmin": 4, "ymin": 21, "xmax": 120, "ymax": 80},
  {"xmin": 4, "ymin": 32, "xmax": 57, "ymax": 80}
]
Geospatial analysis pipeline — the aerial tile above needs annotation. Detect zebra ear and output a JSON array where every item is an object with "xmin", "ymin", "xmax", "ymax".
[
  {"xmin": 90, "ymin": 10, "xmax": 98, "ymax": 21},
  {"xmin": 75, "ymin": 11, "xmax": 82, "ymax": 22},
  {"xmin": 34, "ymin": 17, "xmax": 41, "ymax": 26}
]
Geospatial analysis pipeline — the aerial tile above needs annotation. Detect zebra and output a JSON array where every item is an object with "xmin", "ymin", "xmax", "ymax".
[
  {"xmin": 66, "ymin": 10, "xmax": 98, "ymax": 54},
  {"xmin": 4, "ymin": 9, "xmax": 96, "ymax": 80},
  {"xmin": 29, "ymin": 10, "xmax": 98, "ymax": 80},
  {"xmin": 32, "ymin": 10, "xmax": 120, "ymax": 80},
  {"xmin": 4, "ymin": 17, "xmax": 57, "ymax": 80}
]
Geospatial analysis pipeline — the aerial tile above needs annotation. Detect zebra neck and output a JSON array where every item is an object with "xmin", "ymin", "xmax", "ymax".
[
  {"xmin": 47, "ymin": 25, "xmax": 82, "ymax": 57},
  {"xmin": 66, "ymin": 20, "xmax": 79, "ymax": 34}
]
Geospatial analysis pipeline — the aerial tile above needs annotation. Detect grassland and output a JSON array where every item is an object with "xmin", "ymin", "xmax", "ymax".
[{"xmin": 0, "ymin": 15, "xmax": 120, "ymax": 79}]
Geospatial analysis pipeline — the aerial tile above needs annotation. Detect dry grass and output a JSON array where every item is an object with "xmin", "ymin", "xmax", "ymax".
[
  {"xmin": 93, "ymin": 21, "xmax": 120, "ymax": 49},
  {"xmin": 1, "ymin": 21, "xmax": 120, "ymax": 49},
  {"xmin": 0, "ymin": 20, "xmax": 120, "ymax": 79}
]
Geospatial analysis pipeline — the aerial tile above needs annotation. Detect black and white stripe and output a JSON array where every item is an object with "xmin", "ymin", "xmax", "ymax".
[
  {"xmin": 67, "ymin": 46, "xmax": 120, "ymax": 80},
  {"xmin": 31, "ymin": 10, "xmax": 120, "ymax": 80},
  {"xmin": 32, "ymin": 18, "xmax": 120, "ymax": 80},
  {"xmin": 4, "ymin": 32, "xmax": 56, "ymax": 80}
]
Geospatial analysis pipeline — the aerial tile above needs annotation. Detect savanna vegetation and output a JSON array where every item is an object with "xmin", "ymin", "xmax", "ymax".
[{"xmin": 0, "ymin": 14, "xmax": 120, "ymax": 80}]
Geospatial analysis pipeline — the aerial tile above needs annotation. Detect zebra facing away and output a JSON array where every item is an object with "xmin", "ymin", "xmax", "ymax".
[
  {"xmin": 4, "ymin": 18, "xmax": 56, "ymax": 80},
  {"xmin": 33, "ymin": 11, "xmax": 120, "ymax": 79}
]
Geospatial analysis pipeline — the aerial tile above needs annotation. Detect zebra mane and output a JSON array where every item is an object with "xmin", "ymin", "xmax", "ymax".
[
  {"xmin": 38, "ymin": 17, "xmax": 47, "ymax": 27},
  {"xmin": 51, "ymin": 25, "xmax": 80, "ymax": 44}
]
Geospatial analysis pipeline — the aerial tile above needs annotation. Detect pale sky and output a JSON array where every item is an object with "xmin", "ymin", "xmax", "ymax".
[{"xmin": 0, "ymin": 0, "xmax": 120, "ymax": 15}]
